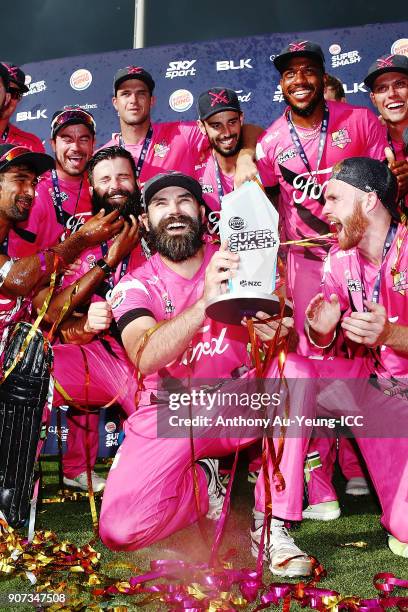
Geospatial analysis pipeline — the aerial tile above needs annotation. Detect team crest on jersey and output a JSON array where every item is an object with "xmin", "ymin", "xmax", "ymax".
[
  {"xmin": 153, "ymin": 141, "xmax": 170, "ymax": 158},
  {"xmin": 331, "ymin": 129, "xmax": 351, "ymax": 149},
  {"xmin": 110, "ymin": 289, "xmax": 126, "ymax": 309},
  {"xmin": 86, "ymin": 253, "xmax": 96, "ymax": 268},
  {"xmin": 49, "ymin": 187, "xmax": 69, "ymax": 205},
  {"xmin": 162, "ymin": 293, "xmax": 175, "ymax": 314},
  {"xmin": 347, "ymin": 279, "xmax": 362, "ymax": 292},
  {"xmin": 392, "ymin": 268, "xmax": 408, "ymax": 295},
  {"xmin": 277, "ymin": 148, "xmax": 297, "ymax": 165}
]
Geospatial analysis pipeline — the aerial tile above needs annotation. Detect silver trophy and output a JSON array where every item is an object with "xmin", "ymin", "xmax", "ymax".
[{"xmin": 206, "ymin": 181, "xmax": 292, "ymax": 325}]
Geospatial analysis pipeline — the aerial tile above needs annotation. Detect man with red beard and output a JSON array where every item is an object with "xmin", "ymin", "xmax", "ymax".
[
  {"xmin": 7, "ymin": 107, "xmax": 96, "ymax": 257},
  {"xmin": 306, "ymin": 156, "xmax": 408, "ymax": 558},
  {"xmin": 43, "ymin": 146, "xmax": 143, "ymax": 492},
  {"xmin": 256, "ymin": 41, "xmax": 390, "ymax": 522}
]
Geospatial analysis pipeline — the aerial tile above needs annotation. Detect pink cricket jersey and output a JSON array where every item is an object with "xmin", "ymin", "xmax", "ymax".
[
  {"xmin": 101, "ymin": 121, "xmax": 208, "ymax": 187},
  {"xmin": 256, "ymin": 100, "xmax": 388, "ymax": 259},
  {"xmin": 5, "ymin": 123, "xmax": 45, "ymax": 153},
  {"xmin": 321, "ymin": 224, "xmax": 408, "ymax": 377},
  {"xmin": 109, "ymin": 242, "xmax": 250, "ymax": 390}
]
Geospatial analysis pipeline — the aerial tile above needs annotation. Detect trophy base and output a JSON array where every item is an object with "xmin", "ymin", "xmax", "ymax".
[{"xmin": 206, "ymin": 292, "xmax": 293, "ymax": 325}]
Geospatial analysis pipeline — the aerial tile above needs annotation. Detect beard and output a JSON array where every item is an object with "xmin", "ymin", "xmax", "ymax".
[
  {"xmin": 91, "ymin": 188, "xmax": 141, "ymax": 221},
  {"xmin": 9, "ymin": 195, "xmax": 32, "ymax": 222},
  {"xmin": 210, "ymin": 132, "xmax": 243, "ymax": 158},
  {"xmin": 283, "ymin": 81, "xmax": 325, "ymax": 118},
  {"xmin": 148, "ymin": 213, "xmax": 204, "ymax": 262},
  {"xmin": 337, "ymin": 200, "xmax": 368, "ymax": 250}
]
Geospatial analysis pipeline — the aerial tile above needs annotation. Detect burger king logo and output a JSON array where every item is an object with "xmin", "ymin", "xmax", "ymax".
[
  {"xmin": 105, "ymin": 422, "xmax": 117, "ymax": 434},
  {"xmin": 169, "ymin": 89, "xmax": 194, "ymax": 112},
  {"xmin": 70, "ymin": 69, "xmax": 93, "ymax": 91},
  {"xmin": 391, "ymin": 39, "xmax": 408, "ymax": 57},
  {"xmin": 329, "ymin": 44, "xmax": 342, "ymax": 55}
]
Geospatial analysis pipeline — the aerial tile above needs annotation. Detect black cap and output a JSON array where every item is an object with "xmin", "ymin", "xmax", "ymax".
[
  {"xmin": 142, "ymin": 171, "xmax": 205, "ymax": 210},
  {"xmin": 51, "ymin": 107, "xmax": 96, "ymax": 139},
  {"xmin": 273, "ymin": 40, "xmax": 325, "ymax": 74},
  {"xmin": 0, "ymin": 144, "xmax": 55, "ymax": 176},
  {"xmin": 364, "ymin": 54, "xmax": 408, "ymax": 90},
  {"xmin": 113, "ymin": 66, "xmax": 155, "ymax": 95},
  {"xmin": 1, "ymin": 62, "xmax": 29, "ymax": 93},
  {"xmin": 0, "ymin": 63, "xmax": 9, "ymax": 89},
  {"xmin": 197, "ymin": 87, "xmax": 241, "ymax": 121},
  {"xmin": 331, "ymin": 157, "xmax": 399, "ymax": 221}
]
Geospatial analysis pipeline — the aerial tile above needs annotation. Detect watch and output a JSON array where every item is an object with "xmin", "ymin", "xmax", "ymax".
[{"xmin": 96, "ymin": 258, "xmax": 113, "ymax": 277}]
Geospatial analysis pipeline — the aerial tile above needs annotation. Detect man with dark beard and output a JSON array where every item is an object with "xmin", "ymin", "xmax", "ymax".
[
  {"xmin": 305, "ymin": 156, "xmax": 408, "ymax": 558},
  {"xmin": 256, "ymin": 41, "xmax": 389, "ymax": 523},
  {"xmin": 100, "ymin": 171, "xmax": 317, "ymax": 578},
  {"xmin": 42, "ymin": 146, "xmax": 144, "ymax": 492},
  {"xmin": 194, "ymin": 88, "xmax": 244, "ymax": 234}
]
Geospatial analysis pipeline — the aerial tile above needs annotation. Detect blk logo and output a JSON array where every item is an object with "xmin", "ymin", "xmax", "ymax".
[{"xmin": 216, "ymin": 59, "xmax": 253, "ymax": 71}]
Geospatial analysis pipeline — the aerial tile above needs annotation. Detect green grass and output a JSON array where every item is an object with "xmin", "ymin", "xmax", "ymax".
[{"xmin": 0, "ymin": 457, "xmax": 407, "ymax": 611}]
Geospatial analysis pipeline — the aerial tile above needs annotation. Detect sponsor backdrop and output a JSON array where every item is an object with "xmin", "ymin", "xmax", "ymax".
[
  {"xmin": 43, "ymin": 406, "xmax": 123, "ymax": 458},
  {"xmin": 21, "ymin": 23, "xmax": 406, "ymax": 456},
  {"xmin": 16, "ymin": 22, "xmax": 408, "ymax": 152}
]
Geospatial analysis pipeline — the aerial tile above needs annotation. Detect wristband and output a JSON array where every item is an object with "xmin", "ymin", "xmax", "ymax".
[
  {"xmin": 305, "ymin": 318, "xmax": 337, "ymax": 349},
  {"xmin": 96, "ymin": 258, "xmax": 113, "ymax": 277}
]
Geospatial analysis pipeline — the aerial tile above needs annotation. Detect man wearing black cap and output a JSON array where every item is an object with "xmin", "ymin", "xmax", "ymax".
[
  {"xmin": 195, "ymin": 87, "xmax": 246, "ymax": 234},
  {"xmin": 102, "ymin": 66, "xmax": 259, "ymax": 189},
  {"xmin": 305, "ymin": 156, "xmax": 408, "ymax": 558},
  {"xmin": 8, "ymin": 106, "xmax": 96, "ymax": 258},
  {"xmin": 256, "ymin": 40, "xmax": 389, "ymax": 522},
  {"xmin": 0, "ymin": 62, "xmax": 44, "ymax": 153},
  {"xmin": 364, "ymin": 54, "xmax": 408, "ymax": 199},
  {"xmin": 99, "ymin": 170, "xmax": 316, "ymax": 577}
]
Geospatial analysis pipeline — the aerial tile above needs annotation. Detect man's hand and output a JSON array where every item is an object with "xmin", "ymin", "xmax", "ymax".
[
  {"xmin": 341, "ymin": 300, "xmax": 390, "ymax": 347},
  {"xmin": 385, "ymin": 147, "xmax": 408, "ymax": 198},
  {"xmin": 306, "ymin": 293, "xmax": 341, "ymax": 336},
  {"xmin": 77, "ymin": 209, "xmax": 124, "ymax": 247},
  {"xmin": 105, "ymin": 215, "xmax": 140, "ymax": 268},
  {"xmin": 202, "ymin": 241, "xmax": 239, "ymax": 302},
  {"xmin": 242, "ymin": 311, "xmax": 294, "ymax": 342},
  {"xmin": 64, "ymin": 258, "xmax": 81, "ymax": 276},
  {"xmin": 234, "ymin": 154, "xmax": 259, "ymax": 188},
  {"xmin": 83, "ymin": 301, "xmax": 113, "ymax": 334}
]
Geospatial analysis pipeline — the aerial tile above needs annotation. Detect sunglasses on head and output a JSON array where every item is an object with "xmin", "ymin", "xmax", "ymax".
[
  {"xmin": 0, "ymin": 146, "xmax": 31, "ymax": 163},
  {"xmin": 51, "ymin": 108, "xmax": 96, "ymax": 133}
]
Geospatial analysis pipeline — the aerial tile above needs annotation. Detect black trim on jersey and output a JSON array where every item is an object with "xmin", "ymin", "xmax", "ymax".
[
  {"xmin": 12, "ymin": 227, "xmax": 37, "ymax": 243},
  {"xmin": 117, "ymin": 308, "xmax": 155, "ymax": 335}
]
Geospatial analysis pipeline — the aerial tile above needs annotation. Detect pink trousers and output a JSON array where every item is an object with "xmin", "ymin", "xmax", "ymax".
[
  {"xmin": 99, "ymin": 354, "xmax": 317, "ymax": 551},
  {"xmin": 52, "ymin": 341, "xmax": 137, "ymax": 478},
  {"xmin": 287, "ymin": 248, "xmax": 366, "ymax": 504}
]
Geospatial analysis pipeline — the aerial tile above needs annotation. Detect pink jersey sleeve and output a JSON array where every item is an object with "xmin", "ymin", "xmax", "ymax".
[
  {"xmin": 256, "ymin": 133, "xmax": 279, "ymax": 187},
  {"xmin": 109, "ymin": 274, "xmax": 155, "ymax": 334},
  {"xmin": 359, "ymin": 108, "xmax": 388, "ymax": 161},
  {"xmin": 178, "ymin": 121, "xmax": 209, "ymax": 155},
  {"xmin": 7, "ymin": 124, "xmax": 45, "ymax": 153},
  {"xmin": 320, "ymin": 250, "xmax": 349, "ymax": 311}
]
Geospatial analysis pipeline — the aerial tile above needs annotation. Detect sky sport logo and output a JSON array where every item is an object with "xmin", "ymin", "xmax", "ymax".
[
  {"xmin": 169, "ymin": 89, "xmax": 194, "ymax": 112},
  {"xmin": 165, "ymin": 60, "xmax": 196, "ymax": 79},
  {"xmin": 70, "ymin": 68, "xmax": 92, "ymax": 91}
]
